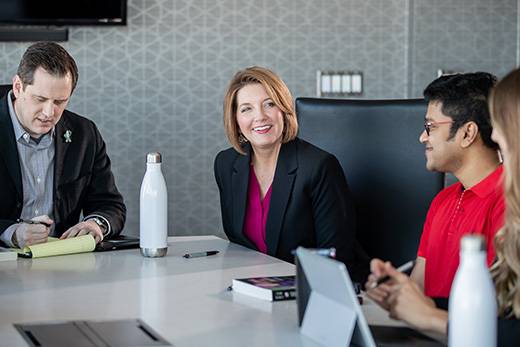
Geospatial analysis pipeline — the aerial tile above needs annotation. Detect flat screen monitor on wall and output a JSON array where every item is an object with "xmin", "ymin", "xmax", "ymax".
[{"xmin": 0, "ymin": 0, "xmax": 127, "ymax": 26}]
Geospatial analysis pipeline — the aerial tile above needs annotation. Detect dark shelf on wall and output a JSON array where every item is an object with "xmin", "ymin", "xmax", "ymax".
[{"xmin": 0, "ymin": 26, "xmax": 68, "ymax": 42}]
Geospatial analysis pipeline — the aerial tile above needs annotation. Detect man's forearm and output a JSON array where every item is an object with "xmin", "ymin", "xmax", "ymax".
[{"xmin": 410, "ymin": 256, "xmax": 426, "ymax": 291}]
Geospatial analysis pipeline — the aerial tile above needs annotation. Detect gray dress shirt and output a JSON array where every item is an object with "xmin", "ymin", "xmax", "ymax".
[{"xmin": 0, "ymin": 92, "xmax": 54, "ymax": 246}]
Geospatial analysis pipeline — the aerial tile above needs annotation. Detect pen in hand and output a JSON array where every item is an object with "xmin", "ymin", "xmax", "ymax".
[
  {"xmin": 368, "ymin": 260, "xmax": 416, "ymax": 290},
  {"xmin": 183, "ymin": 250, "xmax": 219, "ymax": 258},
  {"xmin": 16, "ymin": 218, "xmax": 52, "ymax": 228}
]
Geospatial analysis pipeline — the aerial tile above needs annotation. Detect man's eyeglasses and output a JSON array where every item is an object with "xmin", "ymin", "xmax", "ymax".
[{"xmin": 424, "ymin": 120, "xmax": 453, "ymax": 136}]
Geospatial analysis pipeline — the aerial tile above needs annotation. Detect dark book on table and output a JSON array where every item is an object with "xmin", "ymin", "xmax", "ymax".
[{"xmin": 231, "ymin": 275, "xmax": 296, "ymax": 301}]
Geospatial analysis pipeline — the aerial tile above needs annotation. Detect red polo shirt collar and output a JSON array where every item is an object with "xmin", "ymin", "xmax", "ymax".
[{"xmin": 466, "ymin": 165, "xmax": 503, "ymax": 198}]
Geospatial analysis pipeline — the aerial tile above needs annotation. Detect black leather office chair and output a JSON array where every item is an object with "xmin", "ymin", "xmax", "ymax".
[
  {"xmin": 0, "ymin": 84, "xmax": 11, "ymax": 98},
  {"xmin": 296, "ymin": 98, "xmax": 444, "ymax": 266}
]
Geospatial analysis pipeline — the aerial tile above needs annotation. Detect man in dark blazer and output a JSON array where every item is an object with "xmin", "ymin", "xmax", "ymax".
[{"xmin": 0, "ymin": 42, "xmax": 125, "ymax": 248}]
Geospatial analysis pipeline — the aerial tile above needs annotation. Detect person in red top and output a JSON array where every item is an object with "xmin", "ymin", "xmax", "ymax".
[
  {"xmin": 418, "ymin": 165, "xmax": 503, "ymax": 297},
  {"xmin": 367, "ymin": 72, "xmax": 504, "ymax": 305}
]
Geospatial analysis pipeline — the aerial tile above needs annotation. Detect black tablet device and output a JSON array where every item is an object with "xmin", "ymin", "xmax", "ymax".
[{"xmin": 95, "ymin": 235, "xmax": 140, "ymax": 252}]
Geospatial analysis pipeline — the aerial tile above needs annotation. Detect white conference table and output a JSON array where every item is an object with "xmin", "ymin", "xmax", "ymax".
[{"xmin": 0, "ymin": 236, "xmax": 405, "ymax": 347}]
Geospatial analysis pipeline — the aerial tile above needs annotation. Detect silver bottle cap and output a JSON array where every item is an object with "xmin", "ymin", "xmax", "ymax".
[
  {"xmin": 147, "ymin": 152, "xmax": 162, "ymax": 163},
  {"xmin": 461, "ymin": 235, "xmax": 486, "ymax": 252}
]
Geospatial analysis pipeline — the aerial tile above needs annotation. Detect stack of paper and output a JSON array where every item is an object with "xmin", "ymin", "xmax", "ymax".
[{"xmin": 0, "ymin": 247, "xmax": 17, "ymax": 261}]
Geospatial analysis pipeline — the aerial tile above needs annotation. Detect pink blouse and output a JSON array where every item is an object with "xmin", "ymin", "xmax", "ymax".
[{"xmin": 243, "ymin": 166, "xmax": 272, "ymax": 254}]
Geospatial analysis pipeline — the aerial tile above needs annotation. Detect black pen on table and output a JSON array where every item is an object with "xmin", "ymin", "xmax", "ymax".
[
  {"xmin": 368, "ymin": 260, "xmax": 416, "ymax": 290},
  {"xmin": 183, "ymin": 250, "xmax": 219, "ymax": 258},
  {"xmin": 16, "ymin": 218, "xmax": 51, "ymax": 228}
]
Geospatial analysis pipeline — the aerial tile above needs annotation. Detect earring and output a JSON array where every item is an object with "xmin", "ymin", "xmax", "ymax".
[{"xmin": 239, "ymin": 133, "xmax": 248, "ymax": 144}]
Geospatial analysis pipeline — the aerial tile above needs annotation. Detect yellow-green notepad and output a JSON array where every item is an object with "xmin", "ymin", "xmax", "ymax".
[{"xmin": 17, "ymin": 235, "xmax": 96, "ymax": 258}]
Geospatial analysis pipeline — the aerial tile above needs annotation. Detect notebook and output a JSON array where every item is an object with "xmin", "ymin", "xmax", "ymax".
[
  {"xmin": 17, "ymin": 235, "xmax": 96, "ymax": 258},
  {"xmin": 13, "ymin": 234, "xmax": 140, "ymax": 258}
]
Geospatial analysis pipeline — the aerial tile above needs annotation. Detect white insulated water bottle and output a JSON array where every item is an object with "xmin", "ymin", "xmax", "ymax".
[
  {"xmin": 140, "ymin": 152, "xmax": 168, "ymax": 257},
  {"xmin": 449, "ymin": 235, "xmax": 496, "ymax": 347}
]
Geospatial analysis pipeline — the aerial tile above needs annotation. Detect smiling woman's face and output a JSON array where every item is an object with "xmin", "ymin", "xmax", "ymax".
[{"xmin": 235, "ymin": 83, "xmax": 284, "ymax": 152}]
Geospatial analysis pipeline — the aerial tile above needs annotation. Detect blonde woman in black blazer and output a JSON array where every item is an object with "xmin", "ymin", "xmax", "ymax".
[{"xmin": 214, "ymin": 66, "xmax": 368, "ymax": 282}]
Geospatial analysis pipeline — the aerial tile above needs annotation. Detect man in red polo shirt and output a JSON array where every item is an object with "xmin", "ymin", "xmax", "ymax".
[{"xmin": 367, "ymin": 72, "xmax": 504, "ymax": 305}]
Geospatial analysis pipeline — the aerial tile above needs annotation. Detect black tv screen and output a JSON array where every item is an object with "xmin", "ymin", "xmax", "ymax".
[{"xmin": 0, "ymin": 0, "xmax": 127, "ymax": 25}]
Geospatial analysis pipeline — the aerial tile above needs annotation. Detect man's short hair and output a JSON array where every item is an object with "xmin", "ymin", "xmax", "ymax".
[
  {"xmin": 423, "ymin": 72, "xmax": 498, "ymax": 150},
  {"xmin": 17, "ymin": 41, "xmax": 79, "ymax": 93}
]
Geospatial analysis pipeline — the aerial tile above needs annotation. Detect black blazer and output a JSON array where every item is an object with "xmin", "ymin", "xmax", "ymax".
[
  {"xmin": 214, "ymin": 138, "xmax": 368, "ymax": 282},
  {"xmin": 0, "ymin": 93, "xmax": 126, "ymax": 239}
]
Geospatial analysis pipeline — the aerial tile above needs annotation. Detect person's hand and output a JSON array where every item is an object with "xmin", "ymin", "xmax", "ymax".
[
  {"xmin": 365, "ymin": 258, "xmax": 394, "ymax": 311},
  {"xmin": 14, "ymin": 215, "xmax": 53, "ymax": 248},
  {"xmin": 384, "ymin": 264, "xmax": 439, "ymax": 331},
  {"xmin": 60, "ymin": 220, "xmax": 103, "ymax": 244}
]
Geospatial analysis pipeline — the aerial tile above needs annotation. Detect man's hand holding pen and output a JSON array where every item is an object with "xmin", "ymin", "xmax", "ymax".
[
  {"xmin": 365, "ymin": 259, "xmax": 416, "ymax": 311},
  {"xmin": 365, "ymin": 258, "xmax": 438, "ymax": 330},
  {"xmin": 365, "ymin": 259, "xmax": 396, "ymax": 310},
  {"xmin": 14, "ymin": 215, "xmax": 53, "ymax": 248}
]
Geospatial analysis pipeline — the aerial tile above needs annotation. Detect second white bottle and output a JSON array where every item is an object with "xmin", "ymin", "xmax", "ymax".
[{"xmin": 449, "ymin": 235, "xmax": 496, "ymax": 347}]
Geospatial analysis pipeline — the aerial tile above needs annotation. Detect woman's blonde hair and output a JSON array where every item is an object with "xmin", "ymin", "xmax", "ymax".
[
  {"xmin": 223, "ymin": 66, "xmax": 298, "ymax": 154},
  {"xmin": 489, "ymin": 68, "xmax": 520, "ymax": 318}
]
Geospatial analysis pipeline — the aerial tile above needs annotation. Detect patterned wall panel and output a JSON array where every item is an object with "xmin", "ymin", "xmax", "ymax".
[
  {"xmin": 1, "ymin": 0, "xmax": 515, "ymax": 238},
  {"xmin": 410, "ymin": 0, "xmax": 518, "ymax": 97},
  {"xmin": 0, "ymin": 0, "xmax": 408, "ymax": 238}
]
